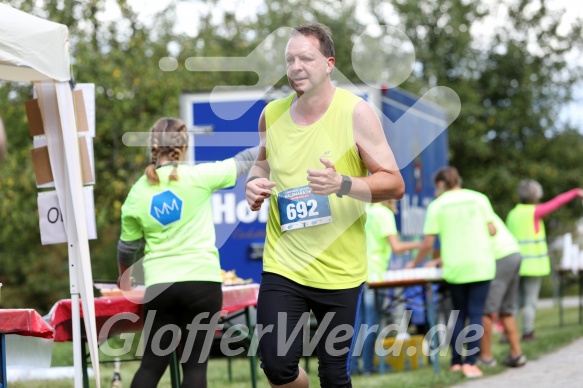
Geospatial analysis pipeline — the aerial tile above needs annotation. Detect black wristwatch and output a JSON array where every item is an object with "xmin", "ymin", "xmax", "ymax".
[{"xmin": 336, "ymin": 175, "xmax": 352, "ymax": 198}]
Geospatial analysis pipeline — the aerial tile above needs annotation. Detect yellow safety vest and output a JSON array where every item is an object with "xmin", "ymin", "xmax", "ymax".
[{"xmin": 506, "ymin": 204, "xmax": 550, "ymax": 276}]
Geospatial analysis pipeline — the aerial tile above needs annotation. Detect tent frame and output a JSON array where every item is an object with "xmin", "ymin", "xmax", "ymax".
[{"xmin": 0, "ymin": 5, "xmax": 100, "ymax": 387}]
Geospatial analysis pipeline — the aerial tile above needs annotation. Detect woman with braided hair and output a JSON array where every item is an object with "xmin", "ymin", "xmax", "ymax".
[{"xmin": 116, "ymin": 117, "xmax": 258, "ymax": 388}]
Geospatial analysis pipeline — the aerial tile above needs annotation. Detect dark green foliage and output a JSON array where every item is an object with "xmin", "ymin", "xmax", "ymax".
[{"xmin": 380, "ymin": 0, "xmax": 583, "ymax": 222}]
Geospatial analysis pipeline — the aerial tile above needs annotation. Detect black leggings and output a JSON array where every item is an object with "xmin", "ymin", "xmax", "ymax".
[
  {"xmin": 257, "ymin": 273, "xmax": 363, "ymax": 388},
  {"xmin": 131, "ymin": 281, "xmax": 222, "ymax": 388}
]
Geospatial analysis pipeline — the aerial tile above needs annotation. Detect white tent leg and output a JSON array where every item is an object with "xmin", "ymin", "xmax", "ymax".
[
  {"xmin": 35, "ymin": 81, "xmax": 100, "ymax": 388},
  {"xmin": 69, "ymin": 237, "xmax": 82, "ymax": 388},
  {"xmin": 55, "ymin": 81, "xmax": 101, "ymax": 387},
  {"xmin": 70, "ymin": 293, "xmax": 83, "ymax": 388}
]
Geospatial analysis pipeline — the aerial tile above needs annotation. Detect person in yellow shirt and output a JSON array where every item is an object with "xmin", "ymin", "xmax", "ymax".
[
  {"xmin": 350, "ymin": 200, "xmax": 421, "ymax": 375},
  {"xmin": 407, "ymin": 167, "xmax": 496, "ymax": 379},
  {"xmin": 245, "ymin": 23, "xmax": 404, "ymax": 388},
  {"xmin": 118, "ymin": 117, "xmax": 258, "ymax": 388}
]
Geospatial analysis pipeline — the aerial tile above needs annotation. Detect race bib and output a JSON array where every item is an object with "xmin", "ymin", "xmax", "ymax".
[{"xmin": 277, "ymin": 185, "xmax": 332, "ymax": 232}]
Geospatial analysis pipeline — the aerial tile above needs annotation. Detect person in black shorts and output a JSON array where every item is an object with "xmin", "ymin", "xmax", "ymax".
[{"xmin": 245, "ymin": 23, "xmax": 404, "ymax": 387}]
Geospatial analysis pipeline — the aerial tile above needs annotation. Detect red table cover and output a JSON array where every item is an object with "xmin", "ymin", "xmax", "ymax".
[
  {"xmin": 0, "ymin": 309, "xmax": 54, "ymax": 339},
  {"xmin": 48, "ymin": 283, "xmax": 259, "ymax": 342}
]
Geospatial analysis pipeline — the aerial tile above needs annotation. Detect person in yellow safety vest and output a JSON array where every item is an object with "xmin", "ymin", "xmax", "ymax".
[{"xmin": 506, "ymin": 180, "xmax": 583, "ymax": 342}]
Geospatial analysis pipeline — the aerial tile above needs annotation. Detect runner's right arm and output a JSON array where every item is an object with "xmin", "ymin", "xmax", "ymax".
[{"xmin": 246, "ymin": 109, "xmax": 276, "ymax": 211}]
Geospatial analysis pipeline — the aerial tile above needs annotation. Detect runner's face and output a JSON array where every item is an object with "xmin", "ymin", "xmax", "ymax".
[{"xmin": 285, "ymin": 35, "xmax": 334, "ymax": 94}]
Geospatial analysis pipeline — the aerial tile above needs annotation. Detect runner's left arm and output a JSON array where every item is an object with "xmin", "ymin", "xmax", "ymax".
[{"xmin": 306, "ymin": 100, "xmax": 404, "ymax": 202}]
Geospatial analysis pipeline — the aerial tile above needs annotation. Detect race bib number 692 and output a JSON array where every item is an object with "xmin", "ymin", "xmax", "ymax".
[{"xmin": 277, "ymin": 185, "xmax": 332, "ymax": 232}]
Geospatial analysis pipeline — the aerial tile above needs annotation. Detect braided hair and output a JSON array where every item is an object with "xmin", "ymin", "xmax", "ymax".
[{"xmin": 145, "ymin": 118, "xmax": 189, "ymax": 185}]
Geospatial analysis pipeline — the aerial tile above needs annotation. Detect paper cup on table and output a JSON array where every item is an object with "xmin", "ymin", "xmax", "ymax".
[
  {"xmin": 572, "ymin": 245, "xmax": 580, "ymax": 274},
  {"xmin": 410, "ymin": 268, "xmax": 419, "ymax": 279},
  {"xmin": 430, "ymin": 267, "xmax": 439, "ymax": 279},
  {"xmin": 394, "ymin": 269, "xmax": 402, "ymax": 280},
  {"xmin": 561, "ymin": 233, "xmax": 572, "ymax": 269},
  {"xmin": 424, "ymin": 267, "xmax": 433, "ymax": 279}
]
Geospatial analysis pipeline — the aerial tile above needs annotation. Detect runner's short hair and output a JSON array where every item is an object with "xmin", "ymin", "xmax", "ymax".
[{"xmin": 291, "ymin": 22, "xmax": 335, "ymax": 58}]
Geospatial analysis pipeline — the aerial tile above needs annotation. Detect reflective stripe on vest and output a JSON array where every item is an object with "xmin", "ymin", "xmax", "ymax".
[{"xmin": 517, "ymin": 238, "xmax": 546, "ymax": 244}]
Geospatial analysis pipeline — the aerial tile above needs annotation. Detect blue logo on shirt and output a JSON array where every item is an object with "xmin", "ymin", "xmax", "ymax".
[{"xmin": 150, "ymin": 190, "xmax": 183, "ymax": 226}]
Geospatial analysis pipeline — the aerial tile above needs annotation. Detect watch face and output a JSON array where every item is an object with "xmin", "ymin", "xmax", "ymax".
[{"xmin": 340, "ymin": 175, "xmax": 352, "ymax": 195}]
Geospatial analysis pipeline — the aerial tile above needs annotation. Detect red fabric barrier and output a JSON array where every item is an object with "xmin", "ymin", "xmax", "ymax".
[
  {"xmin": 0, "ymin": 309, "xmax": 54, "ymax": 339},
  {"xmin": 48, "ymin": 283, "xmax": 259, "ymax": 342}
]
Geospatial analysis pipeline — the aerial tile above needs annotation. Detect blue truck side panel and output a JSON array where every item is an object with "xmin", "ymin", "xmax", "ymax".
[
  {"xmin": 191, "ymin": 99, "xmax": 267, "ymax": 282},
  {"xmin": 381, "ymin": 88, "xmax": 448, "ymax": 239},
  {"xmin": 381, "ymin": 88, "xmax": 448, "ymax": 324}
]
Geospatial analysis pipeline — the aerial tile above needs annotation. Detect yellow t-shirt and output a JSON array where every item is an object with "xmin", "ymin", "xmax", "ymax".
[
  {"xmin": 120, "ymin": 160, "xmax": 236, "ymax": 287},
  {"xmin": 490, "ymin": 213, "xmax": 520, "ymax": 260},
  {"xmin": 366, "ymin": 204, "xmax": 398, "ymax": 282},
  {"xmin": 423, "ymin": 189, "xmax": 496, "ymax": 284},
  {"xmin": 263, "ymin": 87, "xmax": 368, "ymax": 289}
]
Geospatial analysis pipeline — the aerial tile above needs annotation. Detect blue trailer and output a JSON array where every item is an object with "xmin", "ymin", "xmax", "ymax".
[{"xmin": 179, "ymin": 85, "xmax": 448, "ymax": 283}]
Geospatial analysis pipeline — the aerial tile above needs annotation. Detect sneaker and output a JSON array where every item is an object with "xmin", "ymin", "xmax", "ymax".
[
  {"xmin": 450, "ymin": 364, "xmax": 462, "ymax": 372},
  {"xmin": 462, "ymin": 364, "xmax": 483, "ymax": 378},
  {"xmin": 502, "ymin": 353, "xmax": 527, "ymax": 367},
  {"xmin": 477, "ymin": 357, "xmax": 497, "ymax": 367},
  {"xmin": 522, "ymin": 331, "xmax": 535, "ymax": 342}
]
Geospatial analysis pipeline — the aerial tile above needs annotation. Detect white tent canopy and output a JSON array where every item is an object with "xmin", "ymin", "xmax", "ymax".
[
  {"xmin": 0, "ymin": 4, "xmax": 70, "ymax": 82},
  {"xmin": 0, "ymin": 4, "xmax": 100, "ymax": 388}
]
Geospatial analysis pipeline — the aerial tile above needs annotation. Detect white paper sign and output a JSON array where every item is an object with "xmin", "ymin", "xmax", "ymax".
[
  {"xmin": 37, "ymin": 187, "xmax": 97, "ymax": 245},
  {"xmin": 561, "ymin": 233, "xmax": 572, "ymax": 269}
]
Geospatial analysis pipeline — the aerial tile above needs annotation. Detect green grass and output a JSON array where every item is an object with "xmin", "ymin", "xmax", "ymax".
[{"xmin": 8, "ymin": 306, "xmax": 583, "ymax": 387}]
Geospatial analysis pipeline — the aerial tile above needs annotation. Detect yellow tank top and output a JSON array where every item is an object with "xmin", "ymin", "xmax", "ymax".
[{"xmin": 263, "ymin": 87, "xmax": 368, "ymax": 289}]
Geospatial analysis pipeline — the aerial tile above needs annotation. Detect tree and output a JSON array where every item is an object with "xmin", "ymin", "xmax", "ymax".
[{"xmin": 372, "ymin": 0, "xmax": 583, "ymax": 229}]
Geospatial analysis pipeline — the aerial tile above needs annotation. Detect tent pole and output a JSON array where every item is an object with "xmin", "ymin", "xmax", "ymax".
[
  {"xmin": 70, "ymin": 293, "xmax": 83, "ymax": 388},
  {"xmin": 55, "ymin": 82, "xmax": 101, "ymax": 388},
  {"xmin": 35, "ymin": 81, "xmax": 88, "ymax": 388},
  {"xmin": 69, "ymin": 238, "xmax": 83, "ymax": 388}
]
